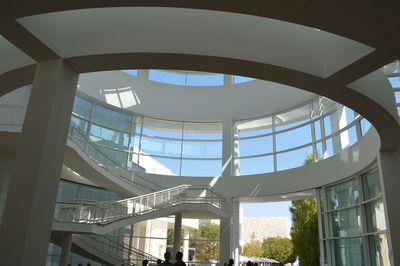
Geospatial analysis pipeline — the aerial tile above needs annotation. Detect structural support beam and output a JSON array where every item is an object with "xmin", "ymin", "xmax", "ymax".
[
  {"xmin": 220, "ymin": 199, "xmax": 240, "ymax": 266},
  {"xmin": 172, "ymin": 213, "xmax": 183, "ymax": 261},
  {"xmin": 0, "ymin": 59, "xmax": 78, "ymax": 266},
  {"xmin": 60, "ymin": 232, "xmax": 73, "ymax": 266},
  {"xmin": 378, "ymin": 150, "xmax": 400, "ymax": 266}
]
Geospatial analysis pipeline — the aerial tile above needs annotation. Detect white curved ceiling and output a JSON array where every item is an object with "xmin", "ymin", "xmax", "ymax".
[
  {"xmin": 78, "ymin": 70, "xmax": 315, "ymax": 121},
  {"xmin": 17, "ymin": 7, "xmax": 374, "ymax": 78},
  {"xmin": 0, "ymin": 35, "xmax": 35, "ymax": 75}
]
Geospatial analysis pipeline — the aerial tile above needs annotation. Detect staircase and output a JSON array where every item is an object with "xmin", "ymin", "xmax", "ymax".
[
  {"xmin": 68, "ymin": 123, "xmax": 164, "ymax": 194},
  {"xmin": 53, "ymin": 184, "xmax": 226, "ymax": 234}
]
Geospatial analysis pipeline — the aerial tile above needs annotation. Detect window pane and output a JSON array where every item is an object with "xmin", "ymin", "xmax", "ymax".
[
  {"xmin": 182, "ymin": 141, "xmax": 222, "ymax": 159},
  {"xmin": 365, "ymin": 200, "xmax": 386, "ymax": 232},
  {"xmin": 326, "ymin": 178, "xmax": 359, "ymax": 210},
  {"xmin": 90, "ymin": 124, "xmax": 130, "ymax": 150},
  {"xmin": 362, "ymin": 171, "xmax": 381, "ymax": 200},
  {"xmin": 183, "ymin": 122, "xmax": 222, "ymax": 140},
  {"xmin": 324, "ymin": 107, "xmax": 349, "ymax": 137},
  {"xmin": 92, "ymin": 105, "xmax": 132, "ymax": 132},
  {"xmin": 142, "ymin": 117, "xmax": 183, "ymax": 139},
  {"xmin": 276, "ymin": 124, "xmax": 312, "ymax": 151},
  {"xmin": 276, "ymin": 145, "xmax": 313, "ymax": 171},
  {"xmin": 186, "ymin": 74, "xmax": 223, "ymax": 86},
  {"xmin": 149, "ymin": 70, "xmax": 186, "ymax": 85},
  {"xmin": 233, "ymin": 75, "xmax": 255, "ymax": 84},
  {"xmin": 139, "ymin": 155, "xmax": 180, "ymax": 176},
  {"xmin": 330, "ymin": 238, "xmax": 364, "ymax": 266},
  {"xmin": 368, "ymin": 233, "xmax": 390, "ymax": 266},
  {"xmin": 181, "ymin": 159, "xmax": 221, "ymax": 177},
  {"xmin": 121, "ymin": 69, "xmax": 138, "ymax": 76},
  {"xmin": 236, "ymin": 135, "xmax": 273, "ymax": 157},
  {"xmin": 140, "ymin": 136, "xmax": 182, "ymax": 157},
  {"xmin": 360, "ymin": 118, "xmax": 372, "ymax": 136},
  {"xmin": 234, "ymin": 116, "xmax": 273, "ymax": 138},
  {"xmin": 316, "ymin": 141, "xmax": 323, "ymax": 161},
  {"xmin": 235, "ymin": 155, "xmax": 274, "ymax": 175},
  {"xmin": 275, "ymin": 104, "xmax": 310, "ymax": 131},
  {"xmin": 328, "ymin": 207, "xmax": 362, "ymax": 237},
  {"xmin": 72, "ymin": 96, "xmax": 92, "ymax": 119},
  {"xmin": 70, "ymin": 115, "xmax": 89, "ymax": 133},
  {"xmin": 388, "ymin": 76, "xmax": 400, "ymax": 88}
]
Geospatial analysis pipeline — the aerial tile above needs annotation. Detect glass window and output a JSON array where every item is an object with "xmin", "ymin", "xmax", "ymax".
[
  {"xmin": 394, "ymin": 91, "xmax": 400, "ymax": 103},
  {"xmin": 388, "ymin": 76, "xmax": 400, "ymax": 88},
  {"xmin": 142, "ymin": 118, "xmax": 183, "ymax": 139},
  {"xmin": 70, "ymin": 115, "xmax": 89, "ymax": 133},
  {"xmin": 326, "ymin": 179, "xmax": 359, "ymax": 210},
  {"xmin": 234, "ymin": 116, "xmax": 273, "ymax": 138},
  {"xmin": 121, "ymin": 69, "xmax": 138, "ymax": 76},
  {"xmin": 89, "ymin": 124, "xmax": 130, "ymax": 150},
  {"xmin": 276, "ymin": 145, "xmax": 313, "ymax": 171},
  {"xmin": 316, "ymin": 142, "xmax": 323, "ymax": 160},
  {"xmin": 139, "ymin": 155, "xmax": 180, "ymax": 176},
  {"xmin": 328, "ymin": 207, "xmax": 362, "ymax": 237},
  {"xmin": 314, "ymin": 120, "xmax": 322, "ymax": 140},
  {"xmin": 368, "ymin": 233, "xmax": 390, "ymax": 266},
  {"xmin": 275, "ymin": 104, "xmax": 310, "ymax": 131},
  {"xmin": 330, "ymin": 238, "xmax": 365, "ymax": 266},
  {"xmin": 72, "ymin": 96, "xmax": 92, "ymax": 119},
  {"xmin": 92, "ymin": 105, "xmax": 132, "ymax": 132},
  {"xmin": 183, "ymin": 122, "xmax": 222, "ymax": 140},
  {"xmin": 186, "ymin": 74, "xmax": 223, "ymax": 86},
  {"xmin": 97, "ymin": 146, "xmax": 129, "ymax": 168},
  {"xmin": 360, "ymin": 118, "xmax": 372, "ymax": 136},
  {"xmin": 233, "ymin": 75, "xmax": 255, "ymax": 84},
  {"xmin": 182, "ymin": 141, "xmax": 222, "ymax": 159},
  {"xmin": 140, "ymin": 136, "xmax": 182, "ymax": 157},
  {"xmin": 324, "ymin": 107, "xmax": 349, "ymax": 137},
  {"xmin": 148, "ymin": 70, "xmax": 186, "ymax": 85},
  {"xmin": 365, "ymin": 200, "xmax": 386, "ymax": 232},
  {"xmin": 235, "ymin": 155, "xmax": 274, "ymax": 175},
  {"xmin": 362, "ymin": 171, "xmax": 381, "ymax": 200},
  {"xmin": 276, "ymin": 124, "xmax": 312, "ymax": 151},
  {"xmin": 236, "ymin": 135, "xmax": 273, "ymax": 157},
  {"xmin": 181, "ymin": 159, "xmax": 221, "ymax": 177}
]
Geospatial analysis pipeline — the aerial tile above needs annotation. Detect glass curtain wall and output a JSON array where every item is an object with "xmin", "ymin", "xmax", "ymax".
[
  {"xmin": 234, "ymin": 97, "xmax": 370, "ymax": 175},
  {"xmin": 318, "ymin": 169, "xmax": 390, "ymax": 266},
  {"xmin": 70, "ymin": 95, "xmax": 222, "ymax": 177},
  {"xmin": 48, "ymin": 180, "xmax": 126, "ymax": 265}
]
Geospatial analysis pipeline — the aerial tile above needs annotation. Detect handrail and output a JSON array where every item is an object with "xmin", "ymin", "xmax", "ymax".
[
  {"xmin": 74, "ymin": 233, "xmax": 159, "ymax": 265},
  {"xmin": 54, "ymin": 185, "xmax": 224, "ymax": 225},
  {"xmin": 68, "ymin": 123, "xmax": 165, "ymax": 193}
]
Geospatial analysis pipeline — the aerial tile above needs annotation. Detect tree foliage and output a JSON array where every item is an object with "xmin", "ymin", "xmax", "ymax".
[
  {"xmin": 262, "ymin": 238, "xmax": 296, "ymax": 265},
  {"xmin": 290, "ymin": 199, "xmax": 320, "ymax": 266},
  {"xmin": 289, "ymin": 153, "xmax": 321, "ymax": 266},
  {"xmin": 242, "ymin": 239, "xmax": 263, "ymax": 257},
  {"xmin": 190, "ymin": 222, "xmax": 220, "ymax": 262}
]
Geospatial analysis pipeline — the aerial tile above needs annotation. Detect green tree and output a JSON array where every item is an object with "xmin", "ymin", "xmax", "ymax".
[
  {"xmin": 242, "ymin": 240, "xmax": 263, "ymax": 257},
  {"xmin": 289, "ymin": 153, "xmax": 320, "ymax": 266},
  {"xmin": 190, "ymin": 222, "xmax": 220, "ymax": 262},
  {"xmin": 262, "ymin": 237, "xmax": 296, "ymax": 265}
]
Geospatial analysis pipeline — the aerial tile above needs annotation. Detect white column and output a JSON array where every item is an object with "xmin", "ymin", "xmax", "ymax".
[
  {"xmin": 222, "ymin": 118, "xmax": 234, "ymax": 178},
  {"xmin": 182, "ymin": 229, "xmax": 190, "ymax": 262},
  {"xmin": 173, "ymin": 213, "xmax": 183, "ymax": 261},
  {"xmin": 60, "ymin": 232, "xmax": 73, "ymax": 266},
  {"xmin": 0, "ymin": 60, "xmax": 78, "ymax": 266},
  {"xmin": 220, "ymin": 198, "xmax": 240, "ymax": 266},
  {"xmin": 378, "ymin": 150, "xmax": 400, "ymax": 266},
  {"xmin": 329, "ymin": 108, "xmax": 349, "ymax": 154}
]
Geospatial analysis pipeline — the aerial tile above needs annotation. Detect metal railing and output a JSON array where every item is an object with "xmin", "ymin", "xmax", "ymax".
[
  {"xmin": 54, "ymin": 185, "xmax": 224, "ymax": 225},
  {"xmin": 68, "ymin": 123, "xmax": 164, "ymax": 193},
  {"xmin": 74, "ymin": 234, "xmax": 159, "ymax": 266}
]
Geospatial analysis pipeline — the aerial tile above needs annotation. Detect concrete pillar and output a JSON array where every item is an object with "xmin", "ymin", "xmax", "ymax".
[
  {"xmin": 222, "ymin": 118, "xmax": 234, "ymax": 178},
  {"xmin": 60, "ymin": 232, "xmax": 73, "ymax": 266},
  {"xmin": 172, "ymin": 213, "xmax": 183, "ymax": 261},
  {"xmin": 378, "ymin": 150, "xmax": 400, "ymax": 266},
  {"xmin": 0, "ymin": 59, "xmax": 78, "ymax": 266},
  {"xmin": 182, "ymin": 229, "xmax": 190, "ymax": 262},
  {"xmin": 220, "ymin": 199, "xmax": 240, "ymax": 266}
]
